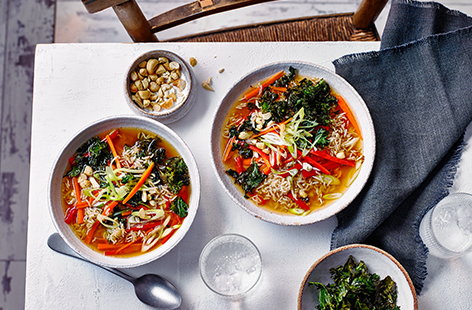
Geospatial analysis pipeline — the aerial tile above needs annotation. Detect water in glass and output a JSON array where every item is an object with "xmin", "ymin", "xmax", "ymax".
[{"xmin": 419, "ymin": 193, "xmax": 472, "ymax": 258}]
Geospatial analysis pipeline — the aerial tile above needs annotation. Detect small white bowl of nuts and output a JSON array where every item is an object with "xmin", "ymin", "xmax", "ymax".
[{"xmin": 126, "ymin": 50, "xmax": 195, "ymax": 124}]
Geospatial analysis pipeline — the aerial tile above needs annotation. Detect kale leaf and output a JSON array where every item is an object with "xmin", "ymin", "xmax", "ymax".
[
  {"xmin": 67, "ymin": 137, "xmax": 112, "ymax": 177},
  {"xmin": 135, "ymin": 138, "xmax": 167, "ymax": 165},
  {"xmin": 274, "ymin": 66, "xmax": 297, "ymax": 87},
  {"xmin": 287, "ymin": 79, "xmax": 337, "ymax": 125},
  {"xmin": 171, "ymin": 197, "xmax": 189, "ymax": 218},
  {"xmin": 226, "ymin": 163, "xmax": 266, "ymax": 197},
  {"xmin": 309, "ymin": 256, "xmax": 400, "ymax": 310},
  {"xmin": 159, "ymin": 157, "xmax": 190, "ymax": 194}
]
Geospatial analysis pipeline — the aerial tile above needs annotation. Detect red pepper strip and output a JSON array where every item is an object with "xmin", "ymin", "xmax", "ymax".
[
  {"xmin": 64, "ymin": 206, "xmax": 78, "ymax": 224},
  {"xmin": 301, "ymin": 169, "xmax": 319, "ymax": 178},
  {"xmin": 279, "ymin": 163, "xmax": 302, "ymax": 177},
  {"xmin": 128, "ymin": 221, "xmax": 163, "ymax": 231},
  {"xmin": 159, "ymin": 232, "xmax": 175, "ymax": 246},
  {"xmin": 323, "ymin": 162, "xmax": 341, "ymax": 170},
  {"xmin": 68, "ymin": 155, "xmax": 75, "ymax": 165},
  {"xmin": 310, "ymin": 150, "xmax": 355, "ymax": 167},
  {"xmin": 235, "ymin": 156, "xmax": 244, "ymax": 174},
  {"xmin": 248, "ymin": 145, "xmax": 271, "ymax": 168},
  {"xmin": 286, "ymin": 192, "xmax": 310, "ymax": 211},
  {"xmin": 169, "ymin": 212, "xmax": 182, "ymax": 227},
  {"xmin": 303, "ymin": 156, "xmax": 331, "ymax": 175}
]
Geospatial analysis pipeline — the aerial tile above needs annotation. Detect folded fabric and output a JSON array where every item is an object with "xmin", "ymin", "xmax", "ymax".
[{"xmin": 331, "ymin": 0, "xmax": 472, "ymax": 293}]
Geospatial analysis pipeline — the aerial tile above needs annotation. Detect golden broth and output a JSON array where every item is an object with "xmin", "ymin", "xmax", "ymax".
[
  {"xmin": 62, "ymin": 127, "xmax": 190, "ymax": 257},
  {"xmin": 221, "ymin": 75, "xmax": 363, "ymax": 215}
]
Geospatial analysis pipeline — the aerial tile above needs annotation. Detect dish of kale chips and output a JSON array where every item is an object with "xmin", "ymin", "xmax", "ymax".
[{"xmin": 309, "ymin": 255, "xmax": 400, "ymax": 310}]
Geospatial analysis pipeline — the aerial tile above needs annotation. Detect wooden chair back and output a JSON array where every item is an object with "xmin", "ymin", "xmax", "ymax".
[{"xmin": 82, "ymin": 0, "xmax": 388, "ymax": 42}]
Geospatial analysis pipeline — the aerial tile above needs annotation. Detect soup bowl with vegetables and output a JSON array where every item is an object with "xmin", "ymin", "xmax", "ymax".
[
  {"xmin": 211, "ymin": 62, "xmax": 375, "ymax": 225},
  {"xmin": 49, "ymin": 116, "xmax": 200, "ymax": 268}
]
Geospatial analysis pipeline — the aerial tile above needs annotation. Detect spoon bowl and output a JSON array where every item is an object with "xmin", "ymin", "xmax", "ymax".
[{"xmin": 47, "ymin": 233, "xmax": 182, "ymax": 309}]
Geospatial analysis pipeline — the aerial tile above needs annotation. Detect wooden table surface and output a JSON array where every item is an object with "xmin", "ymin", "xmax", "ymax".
[{"xmin": 25, "ymin": 42, "xmax": 472, "ymax": 310}]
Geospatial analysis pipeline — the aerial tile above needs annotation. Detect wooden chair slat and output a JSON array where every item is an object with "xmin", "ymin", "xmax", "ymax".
[
  {"xmin": 82, "ymin": 0, "xmax": 128, "ymax": 13},
  {"xmin": 148, "ymin": 0, "xmax": 276, "ymax": 32}
]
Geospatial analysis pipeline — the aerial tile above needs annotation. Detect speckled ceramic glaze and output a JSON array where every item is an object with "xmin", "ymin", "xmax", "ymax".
[
  {"xmin": 210, "ymin": 62, "xmax": 375, "ymax": 225},
  {"xmin": 125, "ymin": 50, "xmax": 196, "ymax": 124},
  {"xmin": 298, "ymin": 244, "xmax": 418, "ymax": 309},
  {"xmin": 48, "ymin": 116, "xmax": 200, "ymax": 268}
]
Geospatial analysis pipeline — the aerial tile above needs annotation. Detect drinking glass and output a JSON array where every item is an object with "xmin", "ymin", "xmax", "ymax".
[
  {"xmin": 419, "ymin": 193, "xmax": 472, "ymax": 259},
  {"xmin": 199, "ymin": 234, "xmax": 262, "ymax": 297}
]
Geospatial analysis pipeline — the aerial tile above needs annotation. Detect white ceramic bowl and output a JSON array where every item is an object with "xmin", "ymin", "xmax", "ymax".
[
  {"xmin": 49, "ymin": 116, "xmax": 200, "ymax": 268},
  {"xmin": 125, "ymin": 50, "xmax": 196, "ymax": 124},
  {"xmin": 298, "ymin": 244, "xmax": 418, "ymax": 309},
  {"xmin": 210, "ymin": 62, "xmax": 375, "ymax": 225}
]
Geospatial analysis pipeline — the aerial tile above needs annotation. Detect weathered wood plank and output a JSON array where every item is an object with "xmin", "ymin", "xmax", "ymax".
[
  {"xmin": 0, "ymin": 261, "xmax": 26, "ymax": 310},
  {"xmin": 0, "ymin": 0, "xmax": 56, "ymax": 309}
]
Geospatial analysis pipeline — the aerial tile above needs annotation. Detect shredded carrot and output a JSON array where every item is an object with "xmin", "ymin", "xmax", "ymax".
[
  {"xmin": 106, "ymin": 134, "xmax": 122, "ymax": 169},
  {"xmin": 122, "ymin": 162, "xmax": 155, "ymax": 204},
  {"xmin": 85, "ymin": 221, "xmax": 100, "ymax": 244},
  {"xmin": 102, "ymin": 201, "xmax": 118, "ymax": 216},
  {"xmin": 223, "ymin": 136, "xmax": 236, "ymax": 162},
  {"xmin": 335, "ymin": 95, "xmax": 362, "ymax": 138},
  {"xmin": 242, "ymin": 70, "xmax": 285, "ymax": 101},
  {"xmin": 72, "ymin": 177, "xmax": 82, "ymax": 204},
  {"xmin": 271, "ymin": 86, "xmax": 287, "ymax": 92},
  {"xmin": 76, "ymin": 201, "xmax": 89, "ymax": 209},
  {"xmin": 76, "ymin": 209, "xmax": 85, "ymax": 224},
  {"xmin": 104, "ymin": 244, "xmax": 142, "ymax": 256}
]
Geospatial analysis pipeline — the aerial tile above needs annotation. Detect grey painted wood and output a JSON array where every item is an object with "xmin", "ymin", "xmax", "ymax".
[{"xmin": 0, "ymin": 0, "xmax": 56, "ymax": 309}]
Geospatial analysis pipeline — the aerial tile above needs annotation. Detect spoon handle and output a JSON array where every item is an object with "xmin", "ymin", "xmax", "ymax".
[{"xmin": 47, "ymin": 233, "xmax": 135, "ymax": 283}]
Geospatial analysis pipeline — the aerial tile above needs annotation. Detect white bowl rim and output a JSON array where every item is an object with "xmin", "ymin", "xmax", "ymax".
[
  {"xmin": 48, "ymin": 114, "xmax": 200, "ymax": 268},
  {"xmin": 297, "ymin": 244, "xmax": 418, "ymax": 310},
  {"xmin": 210, "ymin": 61, "xmax": 375, "ymax": 226}
]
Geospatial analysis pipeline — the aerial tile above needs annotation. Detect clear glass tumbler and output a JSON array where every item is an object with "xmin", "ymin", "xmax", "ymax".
[
  {"xmin": 419, "ymin": 192, "xmax": 472, "ymax": 259},
  {"xmin": 199, "ymin": 234, "xmax": 262, "ymax": 297}
]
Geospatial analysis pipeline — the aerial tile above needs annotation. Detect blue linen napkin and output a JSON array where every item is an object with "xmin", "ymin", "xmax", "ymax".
[{"xmin": 331, "ymin": 0, "xmax": 472, "ymax": 292}]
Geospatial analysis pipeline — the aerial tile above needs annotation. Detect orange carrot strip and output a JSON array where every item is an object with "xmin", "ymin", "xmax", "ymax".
[
  {"xmin": 335, "ymin": 95, "xmax": 362, "ymax": 138},
  {"xmin": 102, "ymin": 201, "xmax": 118, "ymax": 216},
  {"xmin": 242, "ymin": 71, "xmax": 285, "ymax": 101},
  {"xmin": 72, "ymin": 177, "xmax": 82, "ymax": 203},
  {"xmin": 85, "ymin": 221, "xmax": 100, "ymax": 244},
  {"xmin": 76, "ymin": 209, "xmax": 85, "ymax": 224},
  {"xmin": 76, "ymin": 201, "xmax": 89, "ymax": 209},
  {"xmin": 106, "ymin": 134, "xmax": 121, "ymax": 169},
  {"xmin": 104, "ymin": 244, "xmax": 142, "ymax": 256},
  {"xmin": 122, "ymin": 162, "xmax": 155, "ymax": 204},
  {"xmin": 271, "ymin": 86, "xmax": 287, "ymax": 92},
  {"xmin": 223, "ymin": 136, "xmax": 236, "ymax": 162}
]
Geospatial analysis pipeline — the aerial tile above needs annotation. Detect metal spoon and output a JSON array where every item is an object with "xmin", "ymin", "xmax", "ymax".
[{"xmin": 47, "ymin": 233, "xmax": 182, "ymax": 309}]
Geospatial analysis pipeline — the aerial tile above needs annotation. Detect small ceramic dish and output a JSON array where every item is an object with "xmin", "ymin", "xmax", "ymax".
[
  {"xmin": 48, "ymin": 115, "xmax": 200, "ymax": 268},
  {"xmin": 210, "ymin": 61, "xmax": 375, "ymax": 226},
  {"xmin": 298, "ymin": 244, "xmax": 418, "ymax": 309},
  {"xmin": 125, "ymin": 50, "xmax": 196, "ymax": 124}
]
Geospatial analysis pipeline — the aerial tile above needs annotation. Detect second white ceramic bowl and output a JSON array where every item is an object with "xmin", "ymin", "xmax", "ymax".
[{"xmin": 210, "ymin": 62, "xmax": 375, "ymax": 226}]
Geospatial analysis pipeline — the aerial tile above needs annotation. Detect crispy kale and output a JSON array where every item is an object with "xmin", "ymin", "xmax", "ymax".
[
  {"xmin": 135, "ymin": 138, "xmax": 167, "ymax": 165},
  {"xmin": 287, "ymin": 79, "xmax": 337, "ymax": 125},
  {"xmin": 226, "ymin": 162, "xmax": 266, "ymax": 197},
  {"xmin": 67, "ymin": 137, "xmax": 112, "ymax": 177},
  {"xmin": 231, "ymin": 141, "xmax": 253, "ymax": 159},
  {"xmin": 309, "ymin": 256, "xmax": 400, "ymax": 310},
  {"xmin": 159, "ymin": 157, "xmax": 190, "ymax": 194},
  {"xmin": 171, "ymin": 197, "xmax": 189, "ymax": 218},
  {"xmin": 274, "ymin": 66, "xmax": 297, "ymax": 87}
]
